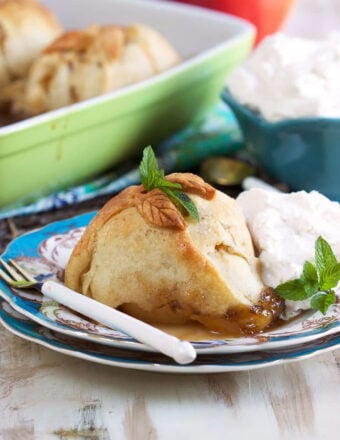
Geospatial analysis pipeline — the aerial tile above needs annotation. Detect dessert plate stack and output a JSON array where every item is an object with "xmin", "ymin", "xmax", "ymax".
[{"xmin": 0, "ymin": 212, "xmax": 339, "ymax": 374}]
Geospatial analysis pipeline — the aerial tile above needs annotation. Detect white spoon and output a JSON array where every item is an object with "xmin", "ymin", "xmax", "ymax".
[{"xmin": 42, "ymin": 281, "xmax": 197, "ymax": 365}]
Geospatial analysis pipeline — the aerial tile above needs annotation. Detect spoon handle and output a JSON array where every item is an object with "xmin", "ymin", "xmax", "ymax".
[{"xmin": 41, "ymin": 281, "xmax": 197, "ymax": 365}]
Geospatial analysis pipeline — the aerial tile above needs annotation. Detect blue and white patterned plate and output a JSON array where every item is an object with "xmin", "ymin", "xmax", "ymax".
[
  {"xmin": 0, "ymin": 212, "xmax": 339, "ymax": 354},
  {"xmin": 0, "ymin": 298, "xmax": 339, "ymax": 373}
]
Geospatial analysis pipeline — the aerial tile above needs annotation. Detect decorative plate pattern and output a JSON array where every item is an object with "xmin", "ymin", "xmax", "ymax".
[
  {"xmin": 0, "ymin": 212, "xmax": 339, "ymax": 354},
  {"xmin": 0, "ymin": 298, "xmax": 339, "ymax": 374}
]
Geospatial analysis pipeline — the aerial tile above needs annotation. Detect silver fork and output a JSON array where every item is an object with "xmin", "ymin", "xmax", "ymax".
[
  {"xmin": 0, "ymin": 257, "xmax": 196, "ymax": 365},
  {"xmin": 0, "ymin": 257, "xmax": 39, "ymax": 289}
]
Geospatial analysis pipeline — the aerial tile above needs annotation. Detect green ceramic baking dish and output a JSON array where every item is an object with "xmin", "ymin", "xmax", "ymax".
[{"xmin": 0, "ymin": 0, "xmax": 254, "ymax": 208}]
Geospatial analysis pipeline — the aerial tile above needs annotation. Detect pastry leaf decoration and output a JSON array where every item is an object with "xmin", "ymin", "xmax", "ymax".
[
  {"xmin": 139, "ymin": 146, "xmax": 200, "ymax": 222},
  {"xmin": 135, "ymin": 189, "xmax": 186, "ymax": 230},
  {"xmin": 166, "ymin": 173, "xmax": 215, "ymax": 200}
]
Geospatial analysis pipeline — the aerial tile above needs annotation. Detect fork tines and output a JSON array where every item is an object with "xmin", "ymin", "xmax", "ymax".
[{"xmin": 0, "ymin": 258, "xmax": 36, "ymax": 284}]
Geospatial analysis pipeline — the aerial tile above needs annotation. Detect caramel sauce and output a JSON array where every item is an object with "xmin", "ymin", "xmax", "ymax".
[
  {"xmin": 264, "ymin": 309, "xmax": 309, "ymax": 332},
  {"xmin": 121, "ymin": 287, "xmax": 285, "ymax": 338},
  {"xmin": 155, "ymin": 321, "xmax": 234, "ymax": 341},
  {"xmin": 154, "ymin": 311, "xmax": 306, "ymax": 342}
]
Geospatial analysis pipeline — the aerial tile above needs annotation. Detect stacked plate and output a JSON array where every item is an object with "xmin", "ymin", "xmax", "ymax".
[{"xmin": 0, "ymin": 212, "xmax": 339, "ymax": 374}]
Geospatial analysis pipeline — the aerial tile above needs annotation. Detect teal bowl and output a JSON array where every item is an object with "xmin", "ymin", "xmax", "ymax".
[{"xmin": 222, "ymin": 89, "xmax": 340, "ymax": 202}]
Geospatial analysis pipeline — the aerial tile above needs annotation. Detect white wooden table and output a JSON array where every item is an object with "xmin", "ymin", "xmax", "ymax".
[{"xmin": 1, "ymin": 1, "xmax": 340, "ymax": 438}]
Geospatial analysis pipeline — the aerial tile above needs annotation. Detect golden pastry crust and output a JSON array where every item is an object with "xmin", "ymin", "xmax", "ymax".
[
  {"xmin": 43, "ymin": 26, "xmax": 125, "ymax": 60},
  {"xmin": 0, "ymin": 0, "xmax": 62, "ymax": 89},
  {"xmin": 65, "ymin": 174, "xmax": 283, "ymax": 335},
  {"xmin": 4, "ymin": 23, "xmax": 180, "ymax": 115}
]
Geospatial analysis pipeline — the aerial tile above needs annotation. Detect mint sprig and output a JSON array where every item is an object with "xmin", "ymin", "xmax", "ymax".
[
  {"xmin": 139, "ymin": 146, "xmax": 199, "ymax": 222},
  {"xmin": 275, "ymin": 237, "xmax": 339, "ymax": 315}
]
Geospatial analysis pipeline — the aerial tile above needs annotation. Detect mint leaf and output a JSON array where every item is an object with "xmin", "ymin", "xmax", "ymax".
[
  {"xmin": 139, "ymin": 146, "xmax": 182, "ymax": 192},
  {"xmin": 275, "ymin": 237, "xmax": 339, "ymax": 314},
  {"xmin": 302, "ymin": 261, "xmax": 318, "ymax": 282},
  {"xmin": 315, "ymin": 236, "xmax": 337, "ymax": 274},
  {"xmin": 157, "ymin": 180, "xmax": 182, "ymax": 191},
  {"xmin": 301, "ymin": 261, "xmax": 319, "ymax": 296},
  {"xmin": 139, "ymin": 145, "xmax": 159, "ymax": 191},
  {"xmin": 139, "ymin": 146, "xmax": 200, "ymax": 223},
  {"xmin": 275, "ymin": 279, "xmax": 309, "ymax": 300},
  {"xmin": 310, "ymin": 290, "xmax": 336, "ymax": 315},
  {"xmin": 165, "ymin": 190, "xmax": 200, "ymax": 222},
  {"xmin": 319, "ymin": 263, "xmax": 340, "ymax": 290}
]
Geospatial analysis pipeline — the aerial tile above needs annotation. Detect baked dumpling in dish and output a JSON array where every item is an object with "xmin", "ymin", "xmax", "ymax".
[
  {"xmin": 0, "ymin": 0, "xmax": 62, "ymax": 89},
  {"xmin": 5, "ymin": 23, "xmax": 180, "ymax": 115},
  {"xmin": 65, "ymin": 172, "xmax": 283, "ymax": 335}
]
